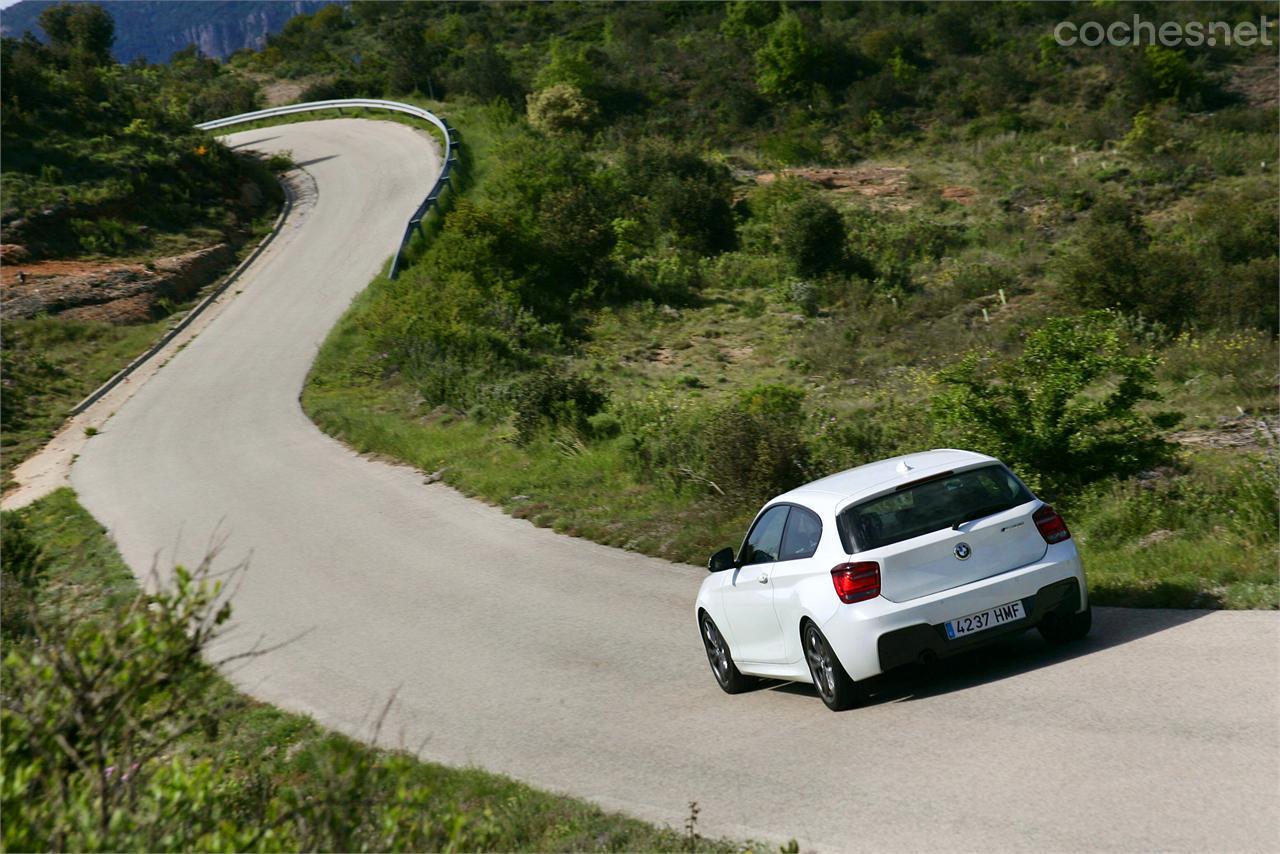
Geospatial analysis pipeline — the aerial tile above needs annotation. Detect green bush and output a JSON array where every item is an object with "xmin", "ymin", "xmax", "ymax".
[
  {"xmin": 527, "ymin": 83, "xmax": 599, "ymax": 135},
  {"xmin": 625, "ymin": 247, "xmax": 704, "ymax": 305},
  {"xmin": 778, "ymin": 196, "xmax": 846, "ymax": 277},
  {"xmin": 616, "ymin": 396, "xmax": 712, "ymax": 493},
  {"xmin": 806, "ymin": 395, "xmax": 932, "ymax": 477},
  {"xmin": 1055, "ymin": 190, "xmax": 1279, "ymax": 331},
  {"xmin": 931, "ymin": 312, "xmax": 1180, "ymax": 498},
  {"xmin": 2, "ymin": 17, "xmax": 273, "ymax": 260},
  {"xmin": 617, "ymin": 141, "xmax": 737, "ymax": 257},
  {"xmin": 509, "ymin": 367, "xmax": 607, "ymax": 444},
  {"xmin": 1052, "ymin": 195, "xmax": 1187, "ymax": 327},
  {"xmin": 702, "ymin": 385, "xmax": 809, "ymax": 500},
  {"xmin": 754, "ymin": 11, "xmax": 824, "ymax": 99}
]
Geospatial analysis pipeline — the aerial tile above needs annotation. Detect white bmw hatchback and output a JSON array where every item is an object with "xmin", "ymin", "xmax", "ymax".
[{"xmin": 695, "ymin": 449, "xmax": 1091, "ymax": 710}]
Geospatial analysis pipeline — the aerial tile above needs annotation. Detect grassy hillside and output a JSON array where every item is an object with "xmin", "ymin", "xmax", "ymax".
[
  {"xmin": 1, "ymin": 489, "xmax": 755, "ymax": 851},
  {"xmin": 292, "ymin": 3, "xmax": 1278, "ymax": 609}
]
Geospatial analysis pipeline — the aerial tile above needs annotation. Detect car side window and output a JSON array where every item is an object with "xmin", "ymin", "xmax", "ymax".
[
  {"xmin": 779, "ymin": 506, "xmax": 822, "ymax": 561},
  {"xmin": 741, "ymin": 505, "xmax": 790, "ymax": 565}
]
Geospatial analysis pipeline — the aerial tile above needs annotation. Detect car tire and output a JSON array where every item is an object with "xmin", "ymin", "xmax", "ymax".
[
  {"xmin": 699, "ymin": 614, "xmax": 756, "ymax": 694},
  {"xmin": 1039, "ymin": 604, "xmax": 1092, "ymax": 645},
  {"xmin": 802, "ymin": 622, "xmax": 863, "ymax": 712}
]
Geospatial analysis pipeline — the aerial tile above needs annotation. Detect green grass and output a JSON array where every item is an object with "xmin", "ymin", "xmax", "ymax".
[
  {"xmin": 1, "ymin": 316, "xmax": 175, "ymax": 489},
  {"xmin": 1067, "ymin": 450, "xmax": 1279, "ymax": 609},
  {"xmin": 2, "ymin": 489, "xmax": 758, "ymax": 851}
]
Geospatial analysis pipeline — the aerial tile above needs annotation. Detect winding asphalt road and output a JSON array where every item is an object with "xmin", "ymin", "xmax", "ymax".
[{"xmin": 71, "ymin": 119, "xmax": 1279, "ymax": 851}]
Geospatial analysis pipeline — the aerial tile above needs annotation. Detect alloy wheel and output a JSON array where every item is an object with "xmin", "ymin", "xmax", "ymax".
[
  {"xmin": 702, "ymin": 617, "xmax": 731, "ymax": 684},
  {"xmin": 805, "ymin": 626, "xmax": 837, "ymax": 702}
]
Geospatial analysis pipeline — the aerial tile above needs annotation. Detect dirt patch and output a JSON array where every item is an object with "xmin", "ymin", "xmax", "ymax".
[
  {"xmin": 756, "ymin": 165, "xmax": 910, "ymax": 199},
  {"xmin": 1, "ymin": 244, "xmax": 236, "ymax": 323},
  {"xmin": 1225, "ymin": 54, "xmax": 1279, "ymax": 110},
  {"xmin": 255, "ymin": 74, "xmax": 331, "ymax": 108},
  {"xmin": 1173, "ymin": 414, "xmax": 1277, "ymax": 450},
  {"xmin": 941, "ymin": 186, "xmax": 978, "ymax": 205}
]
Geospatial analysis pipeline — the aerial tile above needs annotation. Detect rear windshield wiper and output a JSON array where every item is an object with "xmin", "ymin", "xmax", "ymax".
[{"xmin": 951, "ymin": 503, "xmax": 1014, "ymax": 530}]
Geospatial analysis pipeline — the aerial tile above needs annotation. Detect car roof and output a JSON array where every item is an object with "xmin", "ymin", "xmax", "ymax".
[{"xmin": 772, "ymin": 449, "xmax": 1001, "ymax": 515}]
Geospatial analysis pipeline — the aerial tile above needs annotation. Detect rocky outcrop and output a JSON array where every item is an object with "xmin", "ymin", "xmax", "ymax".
[
  {"xmin": 1, "ymin": 244, "xmax": 235, "ymax": 323},
  {"xmin": 0, "ymin": 1, "xmax": 334, "ymax": 63}
]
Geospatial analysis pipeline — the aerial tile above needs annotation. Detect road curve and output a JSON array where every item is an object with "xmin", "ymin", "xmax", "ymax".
[{"xmin": 71, "ymin": 119, "xmax": 1279, "ymax": 852}]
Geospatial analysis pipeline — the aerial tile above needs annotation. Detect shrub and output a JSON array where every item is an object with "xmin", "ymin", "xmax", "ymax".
[
  {"xmin": 806, "ymin": 395, "xmax": 932, "ymax": 477},
  {"xmin": 509, "ymin": 367, "xmax": 607, "ymax": 444},
  {"xmin": 1055, "ymin": 189, "xmax": 1279, "ymax": 331},
  {"xmin": 445, "ymin": 44, "xmax": 523, "ymax": 106},
  {"xmin": 784, "ymin": 276, "xmax": 821, "ymax": 316},
  {"xmin": 616, "ymin": 396, "xmax": 711, "ymax": 492},
  {"xmin": 618, "ymin": 141, "xmax": 737, "ymax": 256},
  {"xmin": 707, "ymin": 251, "xmax": 788, "ymax": 291},
  {"xmin": 931, "ymin": 312, "xmax": 1180, "ymax": 498},
  {"xmin": 1053, "ymin": 196, "xmax": 1197, "ymax": 329},
  {"xmin": 625, "ymin": 247, "xmax": 704, "ymax": 305},
  {"xmin": 527, "ymin": 83, "xmax": 599, "ymax": 135},
  {"xmin": 586, "ymin": 410, "xmax": 622, "ymax": 439},
  {"xmin": 0, "ymin": 556, "xmax": 489, "ymax": 851},
  {"xmin": 300, "ymin": 75, "xmax": 366, "ymax": 101},
  {"xmin": 778, "ymin": 197, "xmax": 846, "ymax": 277},
  {"xmin": 704, "ymin": 384, "xmax": 809, "ymax": 499}
]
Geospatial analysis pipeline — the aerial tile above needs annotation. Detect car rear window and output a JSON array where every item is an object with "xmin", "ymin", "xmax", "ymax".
[{"xmin": 840, "ymin": 464, "xmax": 1033, "ymax": 552}]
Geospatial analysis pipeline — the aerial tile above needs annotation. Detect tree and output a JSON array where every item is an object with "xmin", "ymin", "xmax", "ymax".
[
  {"xmin": 930, "ymin": 313, "xmax": 1180, "ymax": 498},
  {"xmin": 754, "ymin": 11, "xmax": 822, "ymax": 98},
  {"xmin": 720, "ymin": 0, "xmax": 780, "ymax": 46},
  {"xmin": 39, "ymin": 2, "xmax": 114, "ymax": 67}
]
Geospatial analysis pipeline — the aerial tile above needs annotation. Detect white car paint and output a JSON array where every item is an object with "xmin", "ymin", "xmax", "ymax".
[{"xmin": 696, "ymin": 449, "xmax": 1090, "ymax": 692}]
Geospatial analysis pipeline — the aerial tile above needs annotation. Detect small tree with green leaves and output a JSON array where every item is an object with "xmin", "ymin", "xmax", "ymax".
[
  {"xmin": 930, "ymin": 313, "xmax": 1180, "ymax": 499},
  {"xmin": 754, "ymin": 11, "xmax": 823, "ymax": 99}
]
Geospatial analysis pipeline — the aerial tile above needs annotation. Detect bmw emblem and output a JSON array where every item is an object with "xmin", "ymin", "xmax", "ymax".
[{"xmin": 954, "ymin": 542, "xmax": 972, "ymax": 561}]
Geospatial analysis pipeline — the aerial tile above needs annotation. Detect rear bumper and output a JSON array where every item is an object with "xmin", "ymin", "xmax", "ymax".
[
  {"xmin": 876, "ymin": 577, "xmax": 1081, "ymax": 673},
  {"xmin": 820, "ymin": 541, "xmax": 1087, "ymax": 681}
]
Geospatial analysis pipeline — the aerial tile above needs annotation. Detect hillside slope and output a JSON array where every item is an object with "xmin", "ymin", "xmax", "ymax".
[{"xmin": 282, "ymin": 3, "xmax": 1276, "ymax": 609}]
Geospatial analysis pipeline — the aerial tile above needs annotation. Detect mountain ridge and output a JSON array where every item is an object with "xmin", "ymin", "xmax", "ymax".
[{"xmin": 0, "ymin": 0, "xmax": 335, "ymax": 62}]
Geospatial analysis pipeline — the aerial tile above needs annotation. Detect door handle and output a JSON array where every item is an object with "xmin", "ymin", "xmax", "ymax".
[{"xmin": 757, "ymin": 573, "xmax": 769, "ymax": 584}]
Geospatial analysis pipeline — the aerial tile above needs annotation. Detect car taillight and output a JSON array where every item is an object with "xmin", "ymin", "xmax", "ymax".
[
  {"xmin": 831, "ymin": 562, "xmax": 880, "ymax": 603},
  {"xmin": 1033, "ymin": 504, "xmax": 1071, "ymax": 544}
]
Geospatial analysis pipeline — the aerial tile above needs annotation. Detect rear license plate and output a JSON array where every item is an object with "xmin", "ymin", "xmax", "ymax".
[{"xmin": 946, "ymin": 600, "xmax": 1025, "ymax": 639}]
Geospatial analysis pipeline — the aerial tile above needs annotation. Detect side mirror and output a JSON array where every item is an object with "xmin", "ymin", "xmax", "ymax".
[{"xmin": 708, "ymin": 546, "xmax": 737, "ymax": 573}]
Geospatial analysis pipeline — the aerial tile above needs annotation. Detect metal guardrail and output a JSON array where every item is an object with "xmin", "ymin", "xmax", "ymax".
[
  {"xmin": 66, "ymin": 101, "xmax": 453, "ymax": 416},
  {"xmin": 69, "ymin": 172, "xmax": 298, "ymax": 415},
  {"xmin": 196, "ymin": 99, "xmax": 457, "ymax": 279}
]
